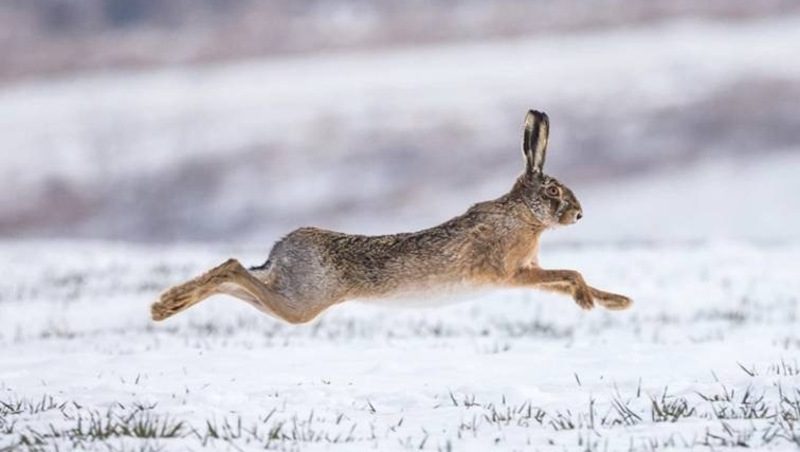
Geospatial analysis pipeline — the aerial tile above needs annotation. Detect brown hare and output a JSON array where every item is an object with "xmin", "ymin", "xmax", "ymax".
[{"xmin": 151, "ymin": 110, "xmax": 632, "ymax": 324}]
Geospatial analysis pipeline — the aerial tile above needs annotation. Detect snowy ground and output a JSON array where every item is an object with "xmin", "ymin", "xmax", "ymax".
[{"xmin": 1, "ymin": 240, "xmax": 799, "ymax": 451}]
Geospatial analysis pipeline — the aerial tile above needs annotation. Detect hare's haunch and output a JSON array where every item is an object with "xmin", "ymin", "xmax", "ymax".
[{"xmin": 151, "ymin": 110, "xmax": 632, "ymax": 324}]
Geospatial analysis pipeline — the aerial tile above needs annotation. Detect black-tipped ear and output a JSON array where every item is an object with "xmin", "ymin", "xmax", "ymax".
[{"xmin": 522, "ymin": 110, "xmax": 549, "ymax": 175}]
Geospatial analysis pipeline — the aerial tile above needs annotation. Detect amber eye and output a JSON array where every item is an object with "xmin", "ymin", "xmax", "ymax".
[{"xmin": 546, "ymin": 186, "xmax": 560, "ymax": 197}]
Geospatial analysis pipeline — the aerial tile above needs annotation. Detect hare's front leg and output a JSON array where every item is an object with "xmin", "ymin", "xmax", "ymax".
[
  {"xmin": 509, "ymin": 268, "xmax": 632, "ymax": 311},
  {"xmin": 532, "ymin": 280, "xmax": 631, "ymax": 310},
  {"xmin": 510, "ymin": 268, "xmax": 594, "ymax": 310}
]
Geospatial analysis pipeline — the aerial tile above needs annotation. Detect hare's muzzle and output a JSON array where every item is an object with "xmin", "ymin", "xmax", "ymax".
[{"xmin": 560, "ymin": 208, "xmax": 583, "ymax": 225}]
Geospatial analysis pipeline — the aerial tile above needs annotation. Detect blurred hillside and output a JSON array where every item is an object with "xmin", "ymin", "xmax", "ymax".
[
  {"xmin": 2, "ymin": 0, "xmax": 798, "ymax": 81},
  {"xmin": 0, "ymin": 1, "xmax": 799, "ymax": 244}
]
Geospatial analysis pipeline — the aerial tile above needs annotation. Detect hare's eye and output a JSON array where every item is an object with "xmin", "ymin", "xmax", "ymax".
[{"xmin": 546, "ymin": 186, "xmax": 560, "ymax": 197}]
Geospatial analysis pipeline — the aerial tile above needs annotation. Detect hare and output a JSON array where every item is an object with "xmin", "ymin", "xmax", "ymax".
[{"xmin": 151, "ymin": 110, "xmax": 632, "ymax": 324}]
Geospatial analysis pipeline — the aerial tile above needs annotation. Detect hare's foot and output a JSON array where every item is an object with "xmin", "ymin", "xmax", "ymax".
[
  {"xmin": 151, "ymin": 284, "xmax": 201, "ymax": 321},
  {"xmin": 151, "ymin": 259, "xmax": 244, "ymax": 321},
  {"xmin": 590, "ymin": 288, "xmax": 632, "ymax": 310}
]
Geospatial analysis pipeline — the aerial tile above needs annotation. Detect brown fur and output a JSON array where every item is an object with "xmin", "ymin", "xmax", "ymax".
[{"xmin": 151, "ymin": 110, "xmax": 632, "ymax": 324}]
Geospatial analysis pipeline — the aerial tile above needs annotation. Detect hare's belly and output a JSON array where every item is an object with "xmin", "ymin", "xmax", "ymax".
[{"xmin": 354, "ymin": 283, "xmax": 494, "ymax": 307}]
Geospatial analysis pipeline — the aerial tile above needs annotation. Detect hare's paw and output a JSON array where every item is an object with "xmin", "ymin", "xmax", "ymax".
[
  {"xmin": 593, "ymin": 291, "xmax": 633, "ymax": 311},
  {"xmin": 150, "ymin": 301, "xmax": 173, "ymax": 321},
  {"xmin": 151, "ymin": 286, "xmax": 197, "ymax": 321},
  {"xmin": 574, "ymin": 288, "xmax": 594, "ymax": 310}
]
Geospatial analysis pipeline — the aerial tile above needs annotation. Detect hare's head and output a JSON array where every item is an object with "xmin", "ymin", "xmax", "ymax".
[{"xmin": 516, "ymin": 110, "xmax": 582, "ymax": 227}]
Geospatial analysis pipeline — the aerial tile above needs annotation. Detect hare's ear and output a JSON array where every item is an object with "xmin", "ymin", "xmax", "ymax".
[{"xmin": 522, "ymin": 110, "xmax": 549, "ymax": 175}]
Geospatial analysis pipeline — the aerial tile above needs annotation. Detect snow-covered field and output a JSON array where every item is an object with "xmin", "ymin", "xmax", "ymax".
[{"xmin": 1, "ymin": 239, "xmax": 798, "ymax": 451}]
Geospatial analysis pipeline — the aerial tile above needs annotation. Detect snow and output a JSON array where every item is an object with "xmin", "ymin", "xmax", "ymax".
[{"xmin": 1, "ymin": 240, "xmax": 799, "ymax": 450}]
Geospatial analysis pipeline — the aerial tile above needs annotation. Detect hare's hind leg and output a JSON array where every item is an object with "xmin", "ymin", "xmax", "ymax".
[
  {"xmin": 151, "ymin": 258, "xmax": 329, "ymax": 324},
  {"xmin": 215, "ymin": 262, "xmax": 330, "ymax": 324}
]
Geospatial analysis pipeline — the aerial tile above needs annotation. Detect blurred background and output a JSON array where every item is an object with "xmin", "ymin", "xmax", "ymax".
[{"xmin": 1, "ymin": 0, "xmax": 799, "ymax": 246}]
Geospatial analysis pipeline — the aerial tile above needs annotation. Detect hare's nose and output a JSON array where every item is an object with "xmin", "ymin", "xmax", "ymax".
[{"xmin": 576, "ymin": 212, "xmax": 583, "ymax": 220}]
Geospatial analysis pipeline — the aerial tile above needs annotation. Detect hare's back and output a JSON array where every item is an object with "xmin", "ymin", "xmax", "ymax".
[{"xmin": 271, "ymin": 227, "xmax": 423, "ymax": 273}]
